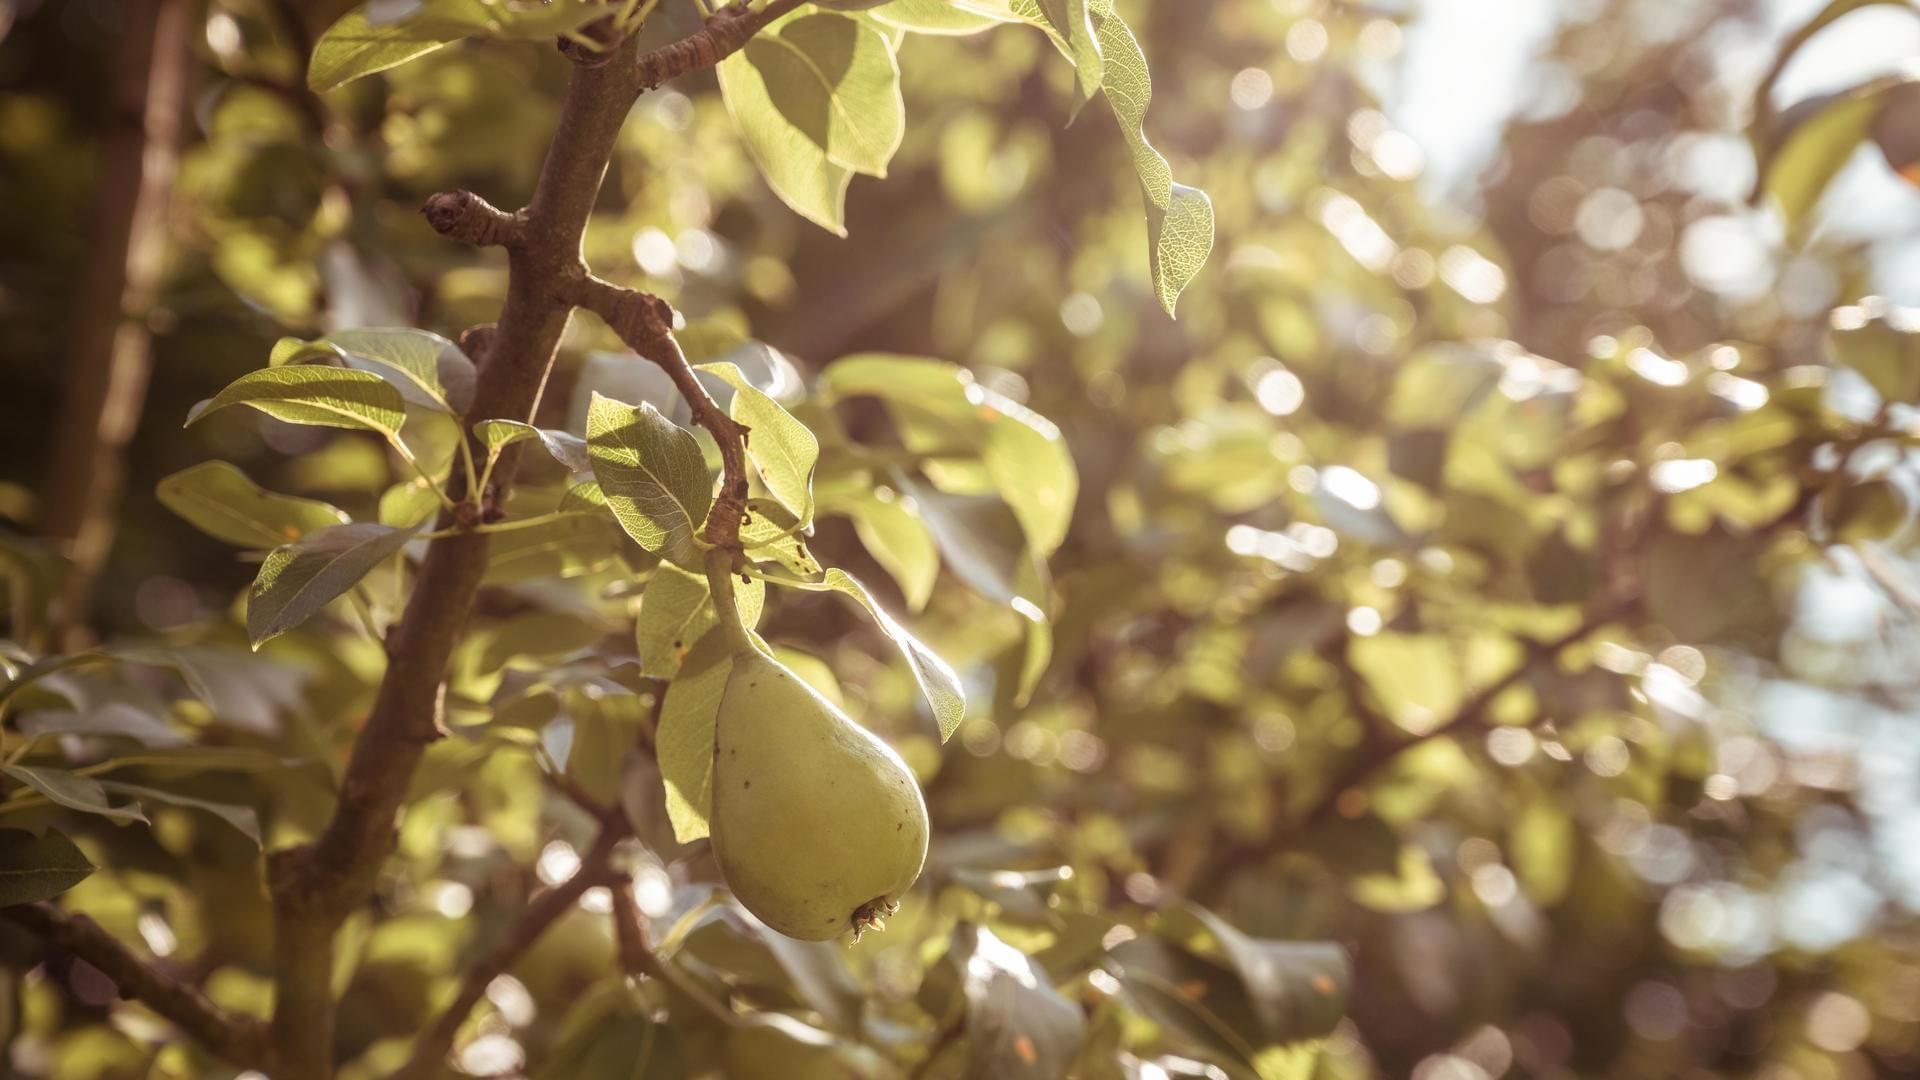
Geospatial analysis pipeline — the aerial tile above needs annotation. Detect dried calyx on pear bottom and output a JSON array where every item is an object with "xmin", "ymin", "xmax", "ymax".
[{"xmin": 709, "ymin": 647, "xmax": 930, "ymax": 941}]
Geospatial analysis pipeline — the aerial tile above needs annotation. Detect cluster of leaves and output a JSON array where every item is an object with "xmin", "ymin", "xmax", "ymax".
[{"xmin": 6, "ymin": 0, "xmax": 1920, "ymax": 1078}]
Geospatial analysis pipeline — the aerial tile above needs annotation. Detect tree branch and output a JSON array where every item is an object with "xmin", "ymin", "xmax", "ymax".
[
  {"xmin": 633, "ymin": 0, "xmax": 807, "ymax": 90},
  {"xmin": 390, "ymin": 825, "xmax": 624, "ymax": 1080},
  {"xmin": 2, "ymin": 903, "xmax": 268, "ymax": 1068},
  {"xmin": 260, "ymin": 3, "xmax": 799, "ymax": 1070},
  {"xmin": 1192, "ymin": 593, "xmax": 1644, "ymax": 894},
  {"xmin": 422, "ymin": 190, "xmax": 525, "ymax": 249},
  {"xmin": 264, "ymin": 34, "xmax": 660, "ymax": 1080},
  {"xmin": 41, "ymin": 0, "xmax": 190, "ymax": 647},
  {"xmin": 610, "ymin": 877, "xmax": 735, "ymax": 1026},
  {"xmin": 564, "ymin": 275, "xmax": 751, "ymax": 549}
]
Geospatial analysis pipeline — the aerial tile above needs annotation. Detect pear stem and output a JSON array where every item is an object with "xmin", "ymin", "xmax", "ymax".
[{"xmin": 705, "ymin": 547, "xmax": 761, "ymax": 658}]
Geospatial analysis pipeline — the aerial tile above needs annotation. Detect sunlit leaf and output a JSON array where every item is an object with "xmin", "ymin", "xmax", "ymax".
[
  {"xmin": 586, "ymin": 393, "xmax": 713, "ymax": 567},
  {"xmin": 185, "ymin": 366, "xmax": 408, "ymax": 443},
  {"xmin": 817, "ymin": 569, "xmax": 965, "ymax": 739},
  {"xmin": 718, "ymin": 12, "xmax": 904, "ymax": 234},
  {"xmin": 697, "ymin": 362, "xmax": 820, "ymax": 526},
  {"xmin": 844, "ymin": 492, "xmax": 939, "ymax": 611},
  {"xmin": 1088, "ymin": 2, "xmax": 1214, "ymax": 315},
  {"xmin": 275, "ymin": 328, "xmax": 476, "ymax": 414},
  {"xmin": 656, "ymin": 631, "xmax": 737, "ymax": 842}
]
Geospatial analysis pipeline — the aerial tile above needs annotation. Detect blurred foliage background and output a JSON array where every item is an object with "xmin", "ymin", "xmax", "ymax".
[{"xmin": 6, "ymin": 0, "xmax": 1920, "ymax": 1078}]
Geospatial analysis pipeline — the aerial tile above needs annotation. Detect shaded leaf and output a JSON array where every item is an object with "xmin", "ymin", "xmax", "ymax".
[
  {"xmin": 96, "ymin": 781, "xmax": 261, "ymax": 846},
  {"xmin": 793, "ymin": 569, "xmax": 965, "ymax": 740},
  {"xmin": 1, "ymin": 765, "xmax": 146, "ymax": 825},
  {"xmin": 483, "ymin": 512, "xmax": 623, "ymax": 584},
  {"xmin": 249, "ymin": 523, "xmax": 422, "ymax": 646},
  {"xmin": 950, "ymin": 923, "xmax": 1084, "ymax": 1080},
  {"xmin": 156, "ymin": 462, "xmax": 350, "ymax": 549},
  {"xmin": 636, "ymin": 563, "xmax": 764, "ymax": 678},
  {"xmin": 656, "ymin": 631, "xmax": 737, "ymax": 842},
  {"xmin": 0, "ymin": 828, "xmax": 94, "ymax": 905}
]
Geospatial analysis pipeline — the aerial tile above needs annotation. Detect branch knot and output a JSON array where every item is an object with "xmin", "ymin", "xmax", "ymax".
[{"xmin": 422, "ymin": 191, "xmax": 523, "ymax": 248}]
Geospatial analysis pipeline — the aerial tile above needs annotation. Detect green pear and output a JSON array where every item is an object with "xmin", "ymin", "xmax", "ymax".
[
  {"xmin": 710, "ymin": 648, "xmax": 929, "ymax": 941},
  {"xmin": 721, "ymin": 1013, "xmax": 900, "ymax": 1079}
]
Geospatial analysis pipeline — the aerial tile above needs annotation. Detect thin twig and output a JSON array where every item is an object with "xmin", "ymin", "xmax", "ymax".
[
  {"xmin": 610, "ymin": 878, "xmax": 736, "ymax": 1026},
  {"xmin": 390, "ymin": 825, "xmax": 624, "ymax": 1080},
  {"xmin": 563, "ymin": 274, "xmax": 751, "ymax": 548},
  {"xmin": 1, "ymin": 903, "xmax": 269, "ymax": 1067},
  {"xmin": 633, "ymin": 0, "xmax": 806, "ymax": 89}
]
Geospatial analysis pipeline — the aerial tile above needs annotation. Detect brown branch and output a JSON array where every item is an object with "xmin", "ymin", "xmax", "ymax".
[
  {"xmin": 264, "ymin": 35, "xmax": 663, "ymax": 1080},
  {"xmin": 390, "ymin": 825, "xmax": 624, "ymax": 1080},
  {"xmin": 610, "ymin": 877, "xmax": 735, "ymax": 1026},
  {"xmin": 634, "ymin": 0, "xmax": 807, "ymax": 90},
  {"xmin": 261, "ymin": 4, "xmax": 796, "ymax": 1071},
  {"xmin": 1303, "ymin": 593, "xmax": 1645, "ymax": 828},
  {"xmin": 1192, "ymin": 593, "xmax": 1644, "ymax": 895},
  {"xmin": 2, "ymin": 903, "xmax": 269, "ymax": 1067},
  {"xmin": 422, "ymin": 190, "xmax": 525, "ymax": 249},
  {"xmin": 564, "ymin": 274, "xmax": 751, "ymax": 548},
  {"xmin": 41, "ymin": 0, "xmax": 191, "ymax": 647}
]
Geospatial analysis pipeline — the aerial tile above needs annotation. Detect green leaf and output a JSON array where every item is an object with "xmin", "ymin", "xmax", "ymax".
[
  {"xmin": 18, "ymin": 704, "xmax": 185, "ymax": 748},
  {"xmin": 1826, "ymin": 304, "xmax": 1920, "ymax": 404},
  {"xmin": 844, "ymin": 492, "xmax": 938, "ymax": 612},
  {"xmin": 0, "ymin": 828, "xmax": 94, "ymax": 905},
  {"xmin": 697, "ymin": 362, "xmax": 820, "ymax": 526},
  {"xmin": 249, "ymin": 523, "xmax": 422, "ymax": 646},
  {"xmin": 636, "ymin": 563, "xmax": 764, "ymax": 678},
  {"xmin": 96, "ymin": 781, "xmax": 261, "ymax": 846},
  {"xmin": 275, "ymin": 328, "xmax": 476, "ymax": 414},
  {"xmin": 1754, "ymin": 75, "xmax": 1910, "ymax": 234},
  {"xmin": 872, "ymin": 0, "xmax": 1019, "ymax": 35},
  {"xmin": 947, "ymin": 924, "xmax": 1085, "ymax": 1080},
  {"xmin": 482, "ymin": 512, "xmax": 623, "ymax": 584},
  {"xmin": 185, "ymin": 366, "xmax": 408, "ymax": 442},
  {"xmin": 157, "ymin": 462, "xmax": 351, "ymax": 550},
  {"xmin": 1089, "ymin": 4, "xmax": 1214, "ymax": 316},
  {"xmin": 656, "ymin": 631, "xmax": 737, "ymax": 842},
  {"xmin": 977, "ymin": 387, "xmax": 1078, "ymax": 556},
  {"xmin": 379, "ymin": 478, "xmax": 442, "ymax": 528},
  {"xmin": 2, "ymin": 765, "xmax": 147, "ymax": 825},
  {"xmin": 741, "ymin": 499, "xmax": 823, "ymax": 578},
  {"xmin": 718, "ymin": 12, "xmax": 904, "ymax": 235},
  {"xmin": 586, "ymin": 393, "xmax": 713, "ymax": 567},
  {"xmin": 1153, "ymin": 904, "xmax": 1351, "ymax": 1045},
  {"xmin": 815, "ymin": 569, "xmax": 965, "ymax": 740},
  {"xmin": 308, "ymin": 3, "xmax": 469, "ymax": 92},
  {"xmin": 473, "ymin": 420, "xmax": 592, "ymax": 473},
  {"xmin": 476, "ymin": 612, "xmax": 607, "ymax": 675},
  {"xmin": 537, "ymin": 977, "xmax": 684, "ymax": 1079},
  {"xmin": 1028, "ymin": 0, "xmax": 1103, "ymax": 108}
]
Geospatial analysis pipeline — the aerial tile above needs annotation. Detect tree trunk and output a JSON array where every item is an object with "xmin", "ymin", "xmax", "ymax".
[{"xmin": 41, "ymin": 0, "xmax": 191, "ymax": 646}]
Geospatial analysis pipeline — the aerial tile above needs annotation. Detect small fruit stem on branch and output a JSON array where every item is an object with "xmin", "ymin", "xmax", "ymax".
[
  {"xmin": 389, "ymin": 825, "xmax": 624, "ymax": 1080},
  {"xmin": 1, "ymin": 903, "xmax": 269, "ymax": 1067}
]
